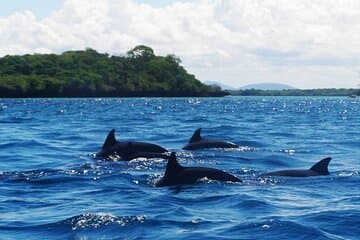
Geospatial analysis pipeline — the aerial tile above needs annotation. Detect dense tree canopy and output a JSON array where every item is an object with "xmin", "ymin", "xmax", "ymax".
[{"xmin": 0, "ymin": 45, "xmax": 225, "ymax": 97}]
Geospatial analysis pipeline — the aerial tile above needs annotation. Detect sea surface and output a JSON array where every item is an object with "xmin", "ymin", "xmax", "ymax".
[{"xmin": 0, "ymin": 97, "xmax": 359, "ymax": 240}]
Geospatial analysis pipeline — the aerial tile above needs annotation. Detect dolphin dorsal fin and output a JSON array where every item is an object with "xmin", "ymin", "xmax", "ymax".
[
  {"xmin": 102, "ymin": 129, "xmax": 117, "ymax": 149},
  {"xmin": 310, "ymin": 157, "xmax": 331, "ymax": 175},
  {"xmin": 164, "ymin": 152, "xmax": 182, "ymax": 176},
  {"xmin": 189, "ymin": 128, "xmax": 202, "ymax": 143}
]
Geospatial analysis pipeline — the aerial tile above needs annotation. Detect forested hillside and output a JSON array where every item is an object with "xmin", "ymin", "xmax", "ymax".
[{"xmin": 0, "ymin": 45, "xmax": 225, "ymax": 97}]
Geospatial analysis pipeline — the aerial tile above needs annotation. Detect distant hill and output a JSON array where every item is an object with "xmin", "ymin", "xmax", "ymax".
[
  {"xmin": 204, "ymin": 81, "xmax": 236, "ymax": 90},
  {"xmin": 240, "ymin": 83, "xmax": 296, "ymax": 90},
  {"xmin": 228, "ymin": 88, "xmax": 360, "ymax": 96}
]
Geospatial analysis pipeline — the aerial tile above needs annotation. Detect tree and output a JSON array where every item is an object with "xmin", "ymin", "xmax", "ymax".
[{"xmin": 127, "ymin": 45, "xmax": 155, "ymax": 60}]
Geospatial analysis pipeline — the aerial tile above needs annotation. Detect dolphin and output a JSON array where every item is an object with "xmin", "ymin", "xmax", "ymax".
[
  {"xmin": 96, "ymin": 129, "xmax": 168, "ymax": 160},
  {"xmin": 260, "ymin": 157, "xmax": 332, "ymax": 177},
  {"xmin": 155, "ymin": 152, "xmax": 242, "ymax": 187},
  {"xmin": 182, "ymin": 128, "xmax": 238, "ymax": 150}
]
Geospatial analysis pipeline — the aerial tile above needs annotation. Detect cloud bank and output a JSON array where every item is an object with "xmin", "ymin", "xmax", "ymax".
[{"xmin": 1, "ymin": 0, "xmax": 359, "ymax": 88}]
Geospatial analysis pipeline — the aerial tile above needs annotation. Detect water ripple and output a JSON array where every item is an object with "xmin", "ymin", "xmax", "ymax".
[{"xmin": 0, "ymin": 97, "xmax": 358, "ymax": 239}]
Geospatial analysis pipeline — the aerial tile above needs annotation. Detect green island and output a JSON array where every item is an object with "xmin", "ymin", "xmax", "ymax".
[
  {"xmin": 228, "ymin": 89, "xmax": 360, "ymax": 96},
  {"xmin": 0, "ymin": 45, "xmax": 226, "ymax": 98},
  {"xmin": 1, "ymin": 45, "xmax": 358, "ymax": 98}
]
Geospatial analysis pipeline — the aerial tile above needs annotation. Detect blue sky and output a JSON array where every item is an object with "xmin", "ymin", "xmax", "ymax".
[
  {"xmin": 0, "ymin": 0, "xmax": 359, "ymax": 89},
  {"xmin": 0, "ymin": 0, "xmax": 63, "ymax": 18}
]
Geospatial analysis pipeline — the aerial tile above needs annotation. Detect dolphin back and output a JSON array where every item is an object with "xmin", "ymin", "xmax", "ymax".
[
  {"xmin": 97, "ymin": 129, "xmax": 167, "ymax": 159},
  {"xmin": 102, "ymin": 129, "xmax": 117, "ymax": 150},
  {"xmin": 309, "ymin": 157, "xmax": 331, "ymax": 175},
  {"xmin": 260, "ymin": 157, "xmax": 333, "ymax": 177},
  {"xmin": 156, "ymin": 152, "xmax": 241, "ymax": 187},
  {"xmin": 189, "ymin": 128, "xmax": 202, "ymax": 143},
  {"xmin": 197, "ymin": 167, "xmax": 242, "ymax": 183},
  {"xmin": 183, "ymin": 128, "xmax": 238, "ymax": 150}
]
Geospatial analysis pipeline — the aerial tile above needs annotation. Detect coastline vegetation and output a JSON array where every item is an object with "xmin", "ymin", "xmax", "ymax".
[
  {"xmin": 228, "ymin": 88, "xmax": 360, "ymax": 96},
  {"xmin": 0, "ymin": 45, "xmax": 226, "ymax": 98}
]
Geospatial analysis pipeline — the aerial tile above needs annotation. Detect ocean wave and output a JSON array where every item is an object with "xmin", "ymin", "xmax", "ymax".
[
  {"xmin": 218, "ymin": 218, "xmax": 344, "ymax": 239},
  {"xmin": 63, "ymin": 212, "xmax": 146, "ymax": 230},
  {"xmin": 0, "ymin": 166, "xmax": 119, "ymax": 184},
  {"xmin": 0, "ymin": 212, "xmax": 146, "ymax": 232},
  {"xmin": 0, "ymin": 97, "xmax": 358, "ymax": 239}
]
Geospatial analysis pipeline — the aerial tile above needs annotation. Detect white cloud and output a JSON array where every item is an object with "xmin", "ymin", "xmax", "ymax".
[{"xmin": 0, "ymin": 0, "xmax": 359, "ymax": 88}]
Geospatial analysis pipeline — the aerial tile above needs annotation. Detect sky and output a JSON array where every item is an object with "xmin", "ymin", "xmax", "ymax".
[{"xmin": 1, "ymin": 0, "xmax": 360, "ymax": 89}]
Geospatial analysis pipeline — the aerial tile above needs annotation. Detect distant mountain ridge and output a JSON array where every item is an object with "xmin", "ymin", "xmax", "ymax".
[{"xmin": 240, "ymin": 83, "xmax": 296, "ymax": 90}]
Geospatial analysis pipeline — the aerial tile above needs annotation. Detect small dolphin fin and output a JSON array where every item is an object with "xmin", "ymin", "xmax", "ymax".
[
  {"xmin": 189, "ymin": 128, "xmax": 202, "ymax": 143},
  {"xmin": 309, "ymin": 157, "xmax": 331, "ymax": 175},
  {"xmin": 164, "ymin": 152, "xmax": 182, "ymax": 176},
  {"xmin": 102, "ymin": 129, "xmax": 117, "ymax": 150}
]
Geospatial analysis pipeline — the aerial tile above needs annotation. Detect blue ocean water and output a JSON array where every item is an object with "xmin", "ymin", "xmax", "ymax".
[{"xmin": 0, "ymin": 97, "xmax": 359, "ymax": 240}]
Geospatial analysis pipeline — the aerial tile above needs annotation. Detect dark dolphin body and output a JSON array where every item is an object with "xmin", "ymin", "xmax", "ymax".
[
  {"xmin": 182, "ymin": 128, "xmax": 238, "ymax": 150},
  {"xmin": 260, "ymin": 157, "xmax": 332, "ymax": 177},
  {"xmin": 96, "ymin": 129, "xmax": 167, "ymax": 160},
  {"xmin": 156, "ymin": 152, "xmax": 242, "ymax": 187}
]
